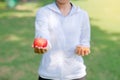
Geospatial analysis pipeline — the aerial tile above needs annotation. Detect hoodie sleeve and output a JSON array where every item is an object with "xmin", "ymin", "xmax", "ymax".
[
  {"xmin": 35, "ymin": 8, "xmax": 50, "ymax": 41},
  {"xmin": 79, "ymin": 11, "xmax": 91, "ymax": 47}
]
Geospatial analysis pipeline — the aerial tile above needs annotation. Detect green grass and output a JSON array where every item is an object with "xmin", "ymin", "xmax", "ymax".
[
  {"xmin": 72, "ymin": 0, "xmax": 120, "ymax": 80},
  {"xmin": 0, "ymin": 0, "xmax": 120, "ymax": 80}
]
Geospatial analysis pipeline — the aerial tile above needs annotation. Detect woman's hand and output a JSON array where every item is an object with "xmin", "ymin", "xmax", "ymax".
[
  {"xmin": 75, "ymin": 46, "xmax": 90, "ymax": 56},
  {"xmin": 32, "ymin": 38, "xmax": 51, "ymax": 54},
  {"xmin": 34, "ymin": 47, "xmax": 48, "ymax": 54}
]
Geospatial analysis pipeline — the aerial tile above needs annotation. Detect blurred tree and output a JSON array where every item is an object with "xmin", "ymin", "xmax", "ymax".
[
  {"xmin": 21, "ymin": 0, "xmax": 27, "ymax": 2},
  {"xmin": 0, "ymin": 0, "xmax": 4, "ymax": 1},
  {"xmin": 6, "ymin": 0, "xmax": 18, "ymax": 8},
  {"xmin": 21, "ymin": 0, "xmax": 38, "ymax": 2}
]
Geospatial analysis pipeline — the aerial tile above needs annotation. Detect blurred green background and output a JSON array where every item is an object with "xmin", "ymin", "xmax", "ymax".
[{"xmin": 0, "ymin": 0, "xmax": 120, "ymax": 80}]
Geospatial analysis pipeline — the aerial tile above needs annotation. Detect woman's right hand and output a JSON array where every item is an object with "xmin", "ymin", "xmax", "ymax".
[{"xmin": 34, "ymin": 47, "xmax": 48, "ymax": 54}]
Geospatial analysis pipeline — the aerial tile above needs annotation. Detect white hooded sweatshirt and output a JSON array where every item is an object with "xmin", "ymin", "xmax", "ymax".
[{"xmin": 35, "ymin": 2, "xmax": 90, "ymax": 80}]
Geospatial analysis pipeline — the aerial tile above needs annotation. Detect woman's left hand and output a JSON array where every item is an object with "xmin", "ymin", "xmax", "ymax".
[{"xmin": 75, "ymin": 46, "xmax": 90, "ymax": 56}]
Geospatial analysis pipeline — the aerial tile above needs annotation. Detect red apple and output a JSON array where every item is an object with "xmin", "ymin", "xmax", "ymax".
[{"xmin": 33, "ymin": 38, "xmax": 48, "ymax": 48}]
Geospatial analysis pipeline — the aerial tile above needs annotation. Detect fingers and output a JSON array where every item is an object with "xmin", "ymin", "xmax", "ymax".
[
  {"xmin": 75, "ymin": 46, "xmax": 79, "ymax": 53},
  {"xmin": 34, "ymin": 48, "xmax": 48, "ymax": 54},
  {"xmin": 83, "ymin": 48, "xmax": 90, "ymax": 56},
  {"xmin": 75, "ymin": 46, "xmax": 90, "ymax": 56},
  {"xmin": 40, "ymin": 49, "xmax": 47, "ymax": 53}
]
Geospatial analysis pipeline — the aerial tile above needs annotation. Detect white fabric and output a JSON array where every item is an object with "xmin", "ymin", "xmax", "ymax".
[{"xmin": 35, "ymin": 2, "xmax": 90, "ymax": 80}]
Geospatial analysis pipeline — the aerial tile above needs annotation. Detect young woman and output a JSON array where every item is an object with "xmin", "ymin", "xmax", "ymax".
[{"xmin": 34, "ymin": 0, "xmax": 91, "ymax": 80}]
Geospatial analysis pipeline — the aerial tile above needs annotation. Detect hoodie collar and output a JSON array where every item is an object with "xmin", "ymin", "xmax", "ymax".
[{"xmin": 47, "ymin": 2, "xmax": 80, "ymax": 16}]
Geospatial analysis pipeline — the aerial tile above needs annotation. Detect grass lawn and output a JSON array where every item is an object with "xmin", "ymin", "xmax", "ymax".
[{"xmin": 0, "ymin": 0, "xmax": 120, "ymax": 80}]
